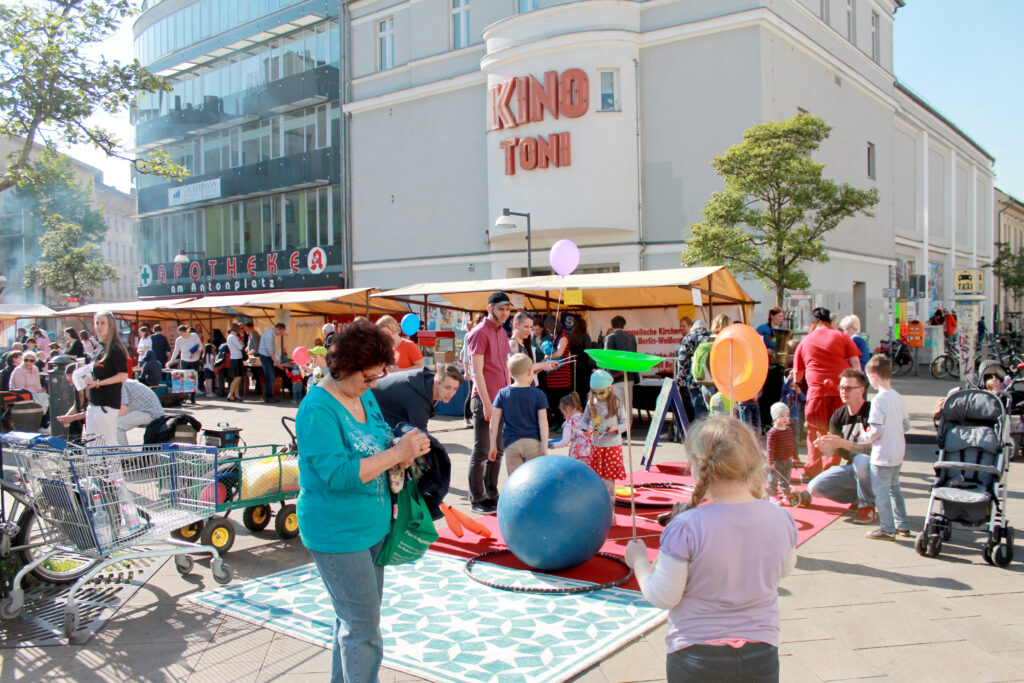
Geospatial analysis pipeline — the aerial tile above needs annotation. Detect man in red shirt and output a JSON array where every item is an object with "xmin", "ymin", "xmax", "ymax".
[
  {"xmin": 465, "ymin": 291, "xmax": 513, "ymax": 513},
  {"xmin": 793, "ymin": 307, "xmax": 862, "ymax": 480}
]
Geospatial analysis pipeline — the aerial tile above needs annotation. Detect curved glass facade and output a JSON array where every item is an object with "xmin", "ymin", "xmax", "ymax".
[
  {"xmin": 135, "ymin": 0, "xmax": 307, "ymax": 66},
  {"xmin": 133, "ymin": 2, "xmax": 344, "ymax": 287}
]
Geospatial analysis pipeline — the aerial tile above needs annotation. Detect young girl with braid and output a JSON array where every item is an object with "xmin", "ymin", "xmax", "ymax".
[{"xmin": 625, "ymin": 415, "xmax": 798, "ymax": 682}]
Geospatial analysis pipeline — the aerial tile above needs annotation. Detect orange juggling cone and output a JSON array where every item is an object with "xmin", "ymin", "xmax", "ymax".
[
  {"xmin": 439, "ymin": 503, "xmax": 464, "ymax": 538},
  {"xmin": 449, "ymin": 505, "xmax": 492, "ymax": 538}
]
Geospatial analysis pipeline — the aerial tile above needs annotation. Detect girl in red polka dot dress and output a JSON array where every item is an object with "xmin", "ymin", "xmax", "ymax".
[{"xmin": 580, "ymin": 370, "xmax": 628, "ymax": 517}]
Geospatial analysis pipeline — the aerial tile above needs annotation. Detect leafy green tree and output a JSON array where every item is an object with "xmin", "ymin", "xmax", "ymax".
[
  {"xmin": 14, "ymin": 150, "xmax": 108, "ymax": 243},
  {"xmin": 989, "ymin": 242, "xmax": 1024, "ymax": 303},
  {"xmin": 25, "ymin": 215, "xmax": 118, "ymax": 301},
  {"xmin": 0, "ymin": 0, "xmax": 185, "ymax": 193},
  {"xmin": 681, "ymin": 113, "xmax": 879, "ymax": 307}
]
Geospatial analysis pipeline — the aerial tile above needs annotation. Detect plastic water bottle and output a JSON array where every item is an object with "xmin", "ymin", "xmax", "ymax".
[
  {"xmin": 114, "ymin": 478, "xmax": 143, "ymax": 531},
  {"xmin": 91, "ymin": 493, "xmax": 114, "ymax": 549}
]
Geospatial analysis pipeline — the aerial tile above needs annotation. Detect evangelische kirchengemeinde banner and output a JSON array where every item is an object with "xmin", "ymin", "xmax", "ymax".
[{"xmin": 137, "ymin": 245, "xmax": 343, "ymax": 298}]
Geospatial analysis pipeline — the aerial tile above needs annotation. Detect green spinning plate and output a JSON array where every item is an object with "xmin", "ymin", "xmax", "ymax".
[{"xmin": 585, "ymin": 349, "xmax": 664, "ymax": 373}]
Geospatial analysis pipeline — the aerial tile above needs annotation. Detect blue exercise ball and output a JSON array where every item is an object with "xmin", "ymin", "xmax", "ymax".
[{"xmin": 497, "ymin": 455, "xmax": 612, "ymax": 571}]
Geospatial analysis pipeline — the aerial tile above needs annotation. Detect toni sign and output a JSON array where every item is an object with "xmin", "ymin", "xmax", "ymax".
[{"xmin": 490, "ymin": 68, "xmax": 589, "ymax": 175}]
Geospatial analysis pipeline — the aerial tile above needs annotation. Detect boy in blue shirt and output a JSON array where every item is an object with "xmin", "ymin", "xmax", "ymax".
[{"xmin": 490, "ymin": 353, "xmax": 549, "ymax": 476}]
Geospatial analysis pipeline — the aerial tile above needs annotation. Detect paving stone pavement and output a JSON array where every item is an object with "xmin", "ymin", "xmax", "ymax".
[{"xmin": 2, "ymin": 375, "xmax": 1022, "ymax": 682}]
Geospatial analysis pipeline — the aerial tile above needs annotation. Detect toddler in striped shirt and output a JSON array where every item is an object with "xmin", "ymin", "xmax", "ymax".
[{"xmin": 766, "ymin": 402, "xmax": 797, "ymax": 501}]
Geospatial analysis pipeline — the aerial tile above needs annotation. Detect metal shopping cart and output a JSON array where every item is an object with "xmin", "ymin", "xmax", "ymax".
[{"xmin": 0, "ymin": 434, "xmax": 233, "ymax": 640}]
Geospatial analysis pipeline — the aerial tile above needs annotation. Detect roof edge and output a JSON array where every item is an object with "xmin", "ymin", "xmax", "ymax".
[{"xmin": 895, "ymin": 82, "xmax": 995, "ymax": 163}]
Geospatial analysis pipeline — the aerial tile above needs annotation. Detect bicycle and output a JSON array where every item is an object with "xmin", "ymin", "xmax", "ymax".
[{"xmin": 878, "ymin": 338, "xmax": 915, "ymax": 377}]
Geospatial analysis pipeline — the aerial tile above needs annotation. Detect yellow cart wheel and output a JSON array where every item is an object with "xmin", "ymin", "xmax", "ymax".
[
  {"xmin": 172, "ymin": 520, "xmax": 204, "ymax": 542},
  {"xmin": 200, "ymin": 518, "xmax": 236, "ymax": 555},
  {"xmin": 275, "ymin": 504, "xmax": 299, "ymax": 540},
  {"xmin": 242, "ymin": 504, "xmax": 272, "ymax": 532}
]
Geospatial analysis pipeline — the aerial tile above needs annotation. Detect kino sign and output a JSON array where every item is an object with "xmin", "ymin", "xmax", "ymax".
[{"xmin": 489, "ymin": 68, "xmax": 589, "ymax": 175}]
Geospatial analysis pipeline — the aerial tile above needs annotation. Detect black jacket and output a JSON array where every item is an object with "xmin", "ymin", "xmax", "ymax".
[
  {"xmin": 139, "ymin": 349, "xmax": 164, "ymax": 387},
  {"xmin": 150, "ymin": 333, "xmax": 170, "ymax": 365},
  {"xmin": 392, "ymin": 423, "xmax": 450, "ymax": 521},
  {"xmin": 371, "ymin": 367, "xmax": 436, "ymax": 432}
]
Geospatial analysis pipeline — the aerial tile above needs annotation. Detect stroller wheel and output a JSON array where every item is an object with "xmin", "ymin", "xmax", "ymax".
[
  {"xmin": 915, "ymin": 533, "xmax": 929, "ymax": 557},
  {"xmin": 1005, "ymin": 526, "xmax": 1015, "ymax": 547},
  {"xmin": 983, "ymin": 542, "xmax": 995, "ymax": 565},
  {"xmin": 993, "ymin": 544, "xmax": 1014, "ymax": 568},
  {"xmin": 926, "ymin": 535, "xmax": 942, "ymax": 558},
  {"xmin": 941, "ymin": 524, "xmax": 952, "ymax": 541},
  {"xmin": 799, "ymin": 491, "xmax": 812, "ymax": 507}
]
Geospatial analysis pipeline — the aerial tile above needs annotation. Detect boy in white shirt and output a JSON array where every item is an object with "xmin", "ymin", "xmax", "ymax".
[{"xmin": 863, "ymin": 355, "xmax": 912, "ymax": 540}]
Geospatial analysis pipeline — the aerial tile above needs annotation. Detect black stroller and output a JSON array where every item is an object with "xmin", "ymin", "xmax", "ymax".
[{"xmin": 920, "ymin": 388, "xmax": 1014, "ymax": 567}]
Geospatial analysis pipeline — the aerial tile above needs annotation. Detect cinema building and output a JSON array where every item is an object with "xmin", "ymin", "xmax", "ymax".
[{"xmin": 133, "ymin": 0, "xmax": 994, "ymax": 339}]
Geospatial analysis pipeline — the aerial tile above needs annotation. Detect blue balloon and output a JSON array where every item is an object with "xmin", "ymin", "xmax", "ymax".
[
  {"xmin": 497, "ymin": 455, "xmax": 611, "ymax": 571},
  {"xmin": 401, "ymin": 313, "xmax": 420, "ymax": 336}
]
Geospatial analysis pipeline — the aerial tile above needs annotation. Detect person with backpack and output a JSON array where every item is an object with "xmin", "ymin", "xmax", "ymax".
[
  {"xmin": 677, "ymin": 319, "xmax": 712, "ymax": 419},
  {"xmin": 694, "ymin": 315, "xmax": 733, "ymax": 415}
]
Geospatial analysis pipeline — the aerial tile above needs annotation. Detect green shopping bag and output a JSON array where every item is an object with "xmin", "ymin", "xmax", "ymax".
[{"xmin": 376, "ymin": 476, "xmax": 438, "ymax": 566}]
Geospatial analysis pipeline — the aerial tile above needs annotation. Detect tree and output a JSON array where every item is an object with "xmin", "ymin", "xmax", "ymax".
[
  {"xmin": 15, "ymin": 150, "xmax": 108, "ymax": 243},
  {"xmin": 989, "ymin": 242, "xmax": 1024, "ymax": 303},
  {"xmin": 25, "ymin": 215, "xmax": 118, "ymax": 301},
  {"xmin": 681, "ymin": 113, "xmax": 879, "ymax": 307},
  {"xmin": 0, "ymin": 0, "xmax": 185, "ymax": 193}
]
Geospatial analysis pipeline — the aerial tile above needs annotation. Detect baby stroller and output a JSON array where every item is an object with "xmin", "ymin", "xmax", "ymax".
[{"xmin": 920, "ymin": 389, "xmax": 1014, "ymax": 567}]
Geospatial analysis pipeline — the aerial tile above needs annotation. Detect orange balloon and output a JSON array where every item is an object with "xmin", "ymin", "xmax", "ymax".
[{"xmin": 709, "ymin": 323, "xmax": 769, "ymax": 403}]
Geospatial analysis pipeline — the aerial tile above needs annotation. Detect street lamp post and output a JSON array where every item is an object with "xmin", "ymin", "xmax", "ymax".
[
  {"xmin": 493, "ymin": 208, "xmax": 532, "ymax": 276},
  {"xmin": 173, "ymin": 250, "xmax": 206, "ymax": 265}
]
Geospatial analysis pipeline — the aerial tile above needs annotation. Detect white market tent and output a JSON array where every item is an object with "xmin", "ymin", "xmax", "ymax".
[
  {"xmin": 0, "ymin": 304, "xmax": 59, "ymax": 321},
  {"xmin": 374, "ymin": 267, "xmax": 755, "ymax": 322}
]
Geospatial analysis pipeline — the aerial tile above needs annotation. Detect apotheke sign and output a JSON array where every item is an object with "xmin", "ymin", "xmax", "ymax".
[
  {"xmin": 168, "ymin": 178, "xmax": 221, "ymax": 207},
  {"xmin": 137, "ymin": 244, "xmax": 342, "ymax": 298}
]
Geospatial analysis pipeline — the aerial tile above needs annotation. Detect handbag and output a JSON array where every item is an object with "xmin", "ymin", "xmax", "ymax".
[{"xmin": 376, "ymin": 473, "xmax": 438, "ymax": 566}]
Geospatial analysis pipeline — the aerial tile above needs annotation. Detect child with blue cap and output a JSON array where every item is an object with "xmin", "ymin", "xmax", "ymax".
[{"xmin": 580, "ymin": 369, "xmax": 628, "ymax": 522}]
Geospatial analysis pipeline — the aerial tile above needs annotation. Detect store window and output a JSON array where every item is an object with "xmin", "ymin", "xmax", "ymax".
[
  {"xmin": 452, "ymin": 0, "xmax": 470, "ymax": 50},
  {"xmin": 598, "ymin": 69, "xmax": 618, "ymax": 112},
  {"xmin": 378, "ymin": 17, "xmax": 394, "ymax": 71}
]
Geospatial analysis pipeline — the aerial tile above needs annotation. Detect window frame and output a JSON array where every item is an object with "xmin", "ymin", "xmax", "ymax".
[
  {"xmin": 451, "ymin": 0, "xmax": 471, "ymax": 50},
  {"xmin": 867, "ymin": 141, "xmax": 876, "ymax": 180},
  {"xmin": 870, "ymin": 10, "xmax": 880, "ymax": 62},
  {"xmin": 597, "ymin": 68, "xmax": 620, "ymax": 112},
  {"xmin": 377, "ymin": 16, "xmax": 394, "ymax": 71}
]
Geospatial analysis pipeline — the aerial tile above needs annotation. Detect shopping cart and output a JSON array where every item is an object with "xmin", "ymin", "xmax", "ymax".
[{"xmin": 0, "ymin": 435, "xmax": 233, "ymax": 641}]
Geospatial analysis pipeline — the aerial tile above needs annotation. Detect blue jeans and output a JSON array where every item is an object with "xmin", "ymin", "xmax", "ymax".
[
  {"xmin": 871, "ymin": 463, "xmax": 909, "ymax": 534},
  {"xmin": 311, "ymin": 541, "xmax": 386, "ymax": 683},
  {"xmin": 259, "ymin": 354, "xmax": 275, "ymax": 399},
  {"xmin": 807, "ymin": 454, "xmax": 873, "ymax": 507},
  {"xmin": 689, "ymin": 387, "xmax": 708, "ymax": 420},
  {"xmin": 668, "ymin": 642, "xmax": 779, "ymax": 682},
  {"xmin": 736, "ymin": 400, "xmax": 761, "ymax": 434}
]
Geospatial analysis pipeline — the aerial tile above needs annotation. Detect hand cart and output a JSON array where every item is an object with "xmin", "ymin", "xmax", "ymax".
[
  {"xmin": 0, "ymin": 437, "xmax": 233, "ymax": 641},
  {"xmin": 174, "ymin": 421, "xmax": 299, "ymax": 554}
]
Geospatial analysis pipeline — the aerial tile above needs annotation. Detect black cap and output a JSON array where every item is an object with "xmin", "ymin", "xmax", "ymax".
[
  {"xmin": 811, "ymin": 307, "xmax": 832, "ymax": 323},
  {"xmin": 488, "ymin": 291, "xmax": 512, "ymax": 306}
]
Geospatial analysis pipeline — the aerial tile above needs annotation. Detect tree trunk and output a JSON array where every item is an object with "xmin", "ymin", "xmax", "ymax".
[{"xmin": 775, "ymin": 285, "xmax": 785, "ymax": 308}]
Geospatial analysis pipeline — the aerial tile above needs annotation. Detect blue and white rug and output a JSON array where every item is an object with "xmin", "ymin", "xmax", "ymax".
[{"xmin": 190, "ymin": 551, "xmax": 665, "ymax": 683}]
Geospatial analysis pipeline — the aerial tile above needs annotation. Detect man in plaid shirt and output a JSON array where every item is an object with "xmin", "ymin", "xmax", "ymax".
[
  {"xmin": 118, "ymin": 379, "xmax": 167, "ymax": 445},
  {"xmin": 676, "ymin": 319, "xmax": 712, "ymax": 420}
]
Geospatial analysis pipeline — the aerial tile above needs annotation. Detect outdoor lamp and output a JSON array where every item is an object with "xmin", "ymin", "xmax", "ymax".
[
  {"xmin": 493, "ymin": 208, "xmax": 532, "ymax": 276},
  {"xmin": 173, "ymin": 250, "xmax": 206, "ymax": 265}
]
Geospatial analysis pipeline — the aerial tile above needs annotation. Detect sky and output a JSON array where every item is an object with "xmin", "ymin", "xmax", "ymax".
[{"xmin": 72, "ymin": 1, "xmax": 1024, "ymax": 199}]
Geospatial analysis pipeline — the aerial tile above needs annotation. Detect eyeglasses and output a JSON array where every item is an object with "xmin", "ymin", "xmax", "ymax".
[
  {"xmin": 838, "ymin": 383, "xmax": 864, "ymax": 392},
  {"xmin": 362, "ymin": 369, "xmax": 388, "ymax": 385}
]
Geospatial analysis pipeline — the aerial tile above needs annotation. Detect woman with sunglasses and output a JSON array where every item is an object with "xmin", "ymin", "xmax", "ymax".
[{"xmin": 295, "ymin": 318, "xmax": 431, "ymax": 683}]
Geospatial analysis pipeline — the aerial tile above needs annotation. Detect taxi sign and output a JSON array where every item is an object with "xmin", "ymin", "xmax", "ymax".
[{"xmin": 954, "ymin": 269, "xmax": 984, "ymax": 295}]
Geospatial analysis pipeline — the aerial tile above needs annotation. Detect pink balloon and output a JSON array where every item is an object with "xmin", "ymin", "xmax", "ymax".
[
  {"xmin": 292, "ymin": 346, "xmax": 310, "ymax": 365},
  {"xmin": 549, "ymin": 239, "xmax": 580, "ymax": 277}
]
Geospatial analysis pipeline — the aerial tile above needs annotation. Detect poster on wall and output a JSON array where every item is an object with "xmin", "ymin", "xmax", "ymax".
[{"xmin": 929, "ymin": 263, "xmax": 945, "ymax": 317}]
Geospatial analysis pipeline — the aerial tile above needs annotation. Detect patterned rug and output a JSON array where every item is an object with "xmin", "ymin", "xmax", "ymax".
[{"xmin": 190, "ymin": 550, "xmax": 665, "ymax": 683}]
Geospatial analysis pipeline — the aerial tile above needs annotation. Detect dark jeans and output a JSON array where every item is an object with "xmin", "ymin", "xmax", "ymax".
[
  {"xmin": 469, "ymin": 395, "xmax": 503, "ymax": 504},
  {"xmin": 689, "ymin": 386, "xmax": 708, "ymax": 420},
  {"xmin": 668, "ymin": 642, "xmax": 779, "ymax": 683},
  {"xmin": 259, "ymin": 354, "xmax": 275, "ymax": 399}
]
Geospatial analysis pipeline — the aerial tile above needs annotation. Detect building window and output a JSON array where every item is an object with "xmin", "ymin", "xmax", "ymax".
[
  {"xmin": 518, "ymin": 0, "xmax": 538, "ymax": 12},
  {"xmin": 820, "ymin": 0, "xmax": 830, "ymax": 24},
  {"xmin": 867, "ymin": 142, "xmax": 876, "ymax": 180},
  {"xmin": 377, "ymin": 17, "xmax": 394, "ymax": 71},
  {"xmin": 452, "ymin": 0, "xmax": 470, "ymax": 50},
  {"xmin": 870, "ymin": 11, "xmax": 880, "ymax": 62},
  {"xmin": 846, "ymin": 0, "xmax": 856, "ymax": 43},
  {"xmin": 598, "ymin": 69, "xmax": 618, "ymax": 112}
]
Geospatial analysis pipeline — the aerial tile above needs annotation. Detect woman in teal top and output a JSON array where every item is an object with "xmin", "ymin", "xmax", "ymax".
[{"xmin": 296, "ymin": 319, "xmax": 430, "ymax": 683}]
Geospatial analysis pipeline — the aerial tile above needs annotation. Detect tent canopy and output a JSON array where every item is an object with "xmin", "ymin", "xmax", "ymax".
[
  {"xmin": 163, "ymin": 288, "xmax": 407, "ymax": 317},
  {"xmin": 375, "ymin": 267, "xmax": 755, "ymax": 321},
  {"xmin": 59, "ymin": 298, "xmax": 193, "ymax": 317},
  {"xmin": 0, "ymin": 304, "xmax": 59, "ymax": 322}
]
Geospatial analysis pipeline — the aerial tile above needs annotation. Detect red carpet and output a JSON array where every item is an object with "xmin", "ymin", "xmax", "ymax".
[{"xmin": 431, "ymin": 462, "xmax": 848, "ymax": 592}]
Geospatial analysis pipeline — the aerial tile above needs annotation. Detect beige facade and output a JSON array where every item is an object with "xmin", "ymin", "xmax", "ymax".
[
  {"xmin": 0, "ymin": 137, "xmax": 138, "ymax": 307},
  {"xmin": 995, "ymin": 189, "xmax": 1024, "ymax": 332}
]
